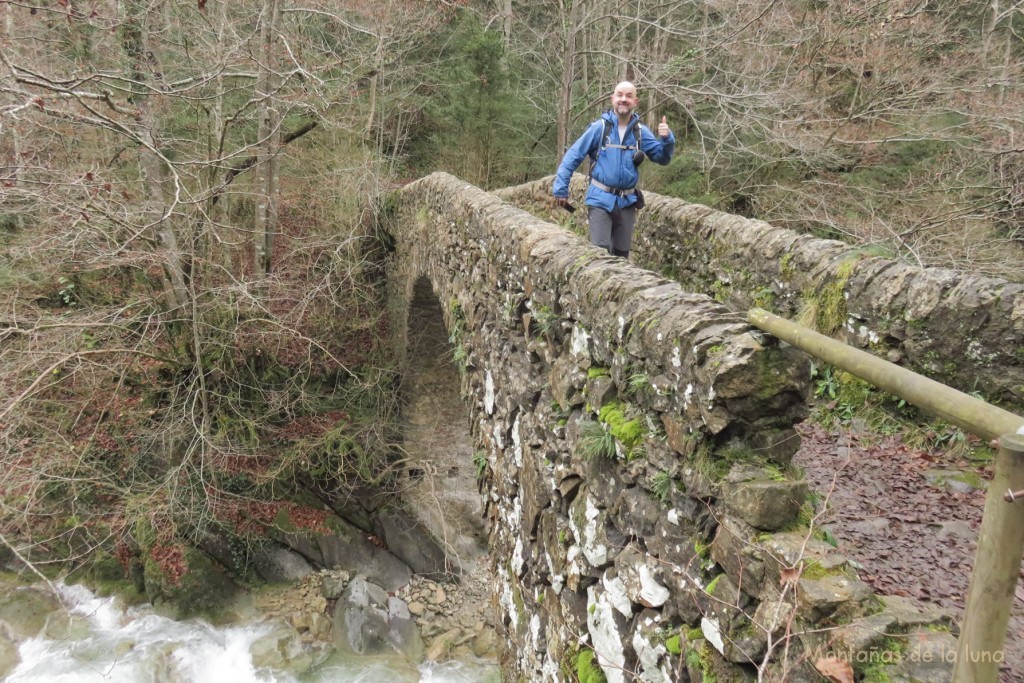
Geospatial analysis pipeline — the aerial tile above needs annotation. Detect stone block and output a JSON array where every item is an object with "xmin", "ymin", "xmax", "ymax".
[
  {"xmin": 829, "ymin": 612, "xmax": 898, "ymax": 658},
  {"xmin": 586, "ymin": 580, "xmax": 636, "ymax": 683},
  {"xmin": 722, "ymin": 477, "xmax": 808, "ymax": 531},
  {"xmin": 568, "ymin": 491, "xmax": 623, "ymax": 571},
  {"xmin": 662, "ymin": 414, "xmax": 699, "ymax": 457},
  {"xmin": 759, "ymin": 532, "xmax": 850, "ymax": 591},
  {"xmin": 879, "ymin": 595, "xmax": 957, "ymax": 633},
  {"xmin": 613, "ymin": 545, "xmax": 670, "ymax": 609},
  {"xmin": 711, "ymin": 517, "xmax": 766, "ymax": 599},
  {"xmin": 612, "ymin": 486, "xmax": 663, "ymax": 538},
  {"xmin": 747, "ymin": 427, "xmax": 801, "ymax": 467},
  {"xmin": 796, "ymin": 575, "xmax": 875, "ymax": 623},
  {"xmin": 891, "ymin": 629, "xmax": 957, "ymax": 683}
]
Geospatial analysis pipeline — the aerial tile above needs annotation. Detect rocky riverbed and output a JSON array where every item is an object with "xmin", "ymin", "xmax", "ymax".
[
  {"xmin": 0, "ymin": 554, "xmax": 499, "ymax": 682},
  {"xmin": 252, "ymin": 559, "xmax": 499, "ymax": 669}
]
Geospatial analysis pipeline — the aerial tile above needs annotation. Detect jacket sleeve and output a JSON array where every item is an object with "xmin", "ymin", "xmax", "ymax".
[
  {"xmin": 553, "ymin": 122, "xmax": 603, "ymax": 197},
  {"xmin": 640, "ymin": 125, "xmax": 675, "ymax": 165}
]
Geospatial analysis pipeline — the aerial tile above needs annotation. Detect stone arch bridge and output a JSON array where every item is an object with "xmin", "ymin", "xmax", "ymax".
[{"xmin": 381, "ymin": 172, "xmax": 1023, "ymax": 682}]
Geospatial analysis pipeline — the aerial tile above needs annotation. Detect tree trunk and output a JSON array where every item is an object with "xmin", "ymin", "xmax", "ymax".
[
  {"xmin": 254, "ymin": 0, "xmax": 281, "ymax": 276},
  {"xmin": 502, "ymin": 0, "xmax": 512, "ymax": 52},
  {"xmin": 120, "ymin": 0, "xmax": 188, "ymax": 311},
  {"xmin": 206, "ymin": 0, "xmax": 230, "ymax": 276},
  {"xmin": 365, "ymin": 37, "xmax": 384, "ymax": 140},
  {"xmin": 2, "ymin": 1, "xmax": 23, "ymax": 229},
  {"xmin": 556, "ymin": 0, "xmax": 581, "ymax": 160}
]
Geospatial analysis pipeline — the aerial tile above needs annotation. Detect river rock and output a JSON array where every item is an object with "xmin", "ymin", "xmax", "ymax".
[
  {"xmin": 253, "ymin": 545, "xmax": 314, "ymax": 584},
  {"xmin": 332, "ymin": 576, "xmax": 424, "ymax": 663},
  {"xmin": 320, "ymin": 570, "xmax": 350, "ymax": 599},
  {"xmin": 249, "ymin": 620, "xmax": 315, "ymax": 675},
  {"xmin": 308, "ymin": 611, "xmax": 331, "ymax": 641},
  {"xmin": 425, "ymin": 627, "xmax": 463, "ymax": 662},
  {"xmin": 143, "ymin": 546, "xmax": 246, "ymax": 622},
  {"xmin": 471, "ymin": 628, "xmax": 498, "ymax": 658},
  {"xmin": 0, "ymin": 631, "xmax": 19, "ymax": 678},
  {"xmin": 428, "ymin": 587, "xmax": 447, "ymax": 606},
  {"xmin": 272, "ymin": 513, "xmax": 412, "ymax": 592},
  {"xmin": 0, "ymin": 586, "xmax": 63, "ymax": 640},
  {"xmin": 378, "ymin": 507, "xmax": 449, "ymax": 577}
]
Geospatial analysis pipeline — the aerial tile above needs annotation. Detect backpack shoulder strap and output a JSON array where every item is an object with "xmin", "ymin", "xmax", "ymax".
[
  {"xmin": 589, "ymin": 118, "xmax": 613, "ymax": 161},
  {"xmin": 588, "ymin": 116, "xmax": 645, "ymax": 179},
  {"xmin": 599, "ymin": 117, "xmax": 642, "ymax": 153},
  {"xmin": 629, "ymin": 119, "xmax": 643, "ymax": 147}
]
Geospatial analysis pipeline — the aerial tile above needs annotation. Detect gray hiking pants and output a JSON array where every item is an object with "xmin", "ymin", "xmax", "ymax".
[{"xmin": 588, "ymin": 205, "xmax": 636, "ymax": 258}]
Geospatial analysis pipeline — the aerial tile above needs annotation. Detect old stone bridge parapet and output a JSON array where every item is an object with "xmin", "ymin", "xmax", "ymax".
[
  {"xmin": 381, "ymin": 173, "xmax": 956, "ymax": 682},
  {"xmin": 498, "ymin": 175, "xmax": 1024, "ymax": 410}
]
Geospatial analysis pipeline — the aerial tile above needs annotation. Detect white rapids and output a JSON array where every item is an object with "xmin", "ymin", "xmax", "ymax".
[{"xmin": 6, "ymin": 584, "xmax": 500, "ymax": 683}]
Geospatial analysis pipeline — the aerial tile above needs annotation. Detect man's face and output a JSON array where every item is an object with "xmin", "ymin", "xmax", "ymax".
[{"xmin": 611, "ymin": 84, "xmax": 638, "ymax": 116}]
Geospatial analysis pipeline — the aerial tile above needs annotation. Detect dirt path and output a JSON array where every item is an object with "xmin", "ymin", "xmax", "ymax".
[{"xmin": 793, "ymin": 421, "xmax": 1024, "ymax": 682}]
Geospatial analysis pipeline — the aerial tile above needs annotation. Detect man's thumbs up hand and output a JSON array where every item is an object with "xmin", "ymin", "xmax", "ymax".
[{"xmin": 658, "ymin": 116, "xmax": 671, "ymax": 139}]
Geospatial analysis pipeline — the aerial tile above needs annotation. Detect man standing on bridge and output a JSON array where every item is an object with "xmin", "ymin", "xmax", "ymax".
[{"xmin": 553, "ymin": 81, "xmax": 675, "ymax": 259}]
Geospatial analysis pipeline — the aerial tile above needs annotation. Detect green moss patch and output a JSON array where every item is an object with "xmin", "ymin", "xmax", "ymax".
[
  {"xmin": 576, "ymin": 649, "xmax": 607, "ymax": 683},
  {"xmin": 597, "ymin": 402, "xmax": 644, "ymax": 449}
]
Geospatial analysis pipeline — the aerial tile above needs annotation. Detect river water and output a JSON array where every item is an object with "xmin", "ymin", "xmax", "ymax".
[{"xmin": 6, "ymin": 584, "xmax": 501, "ymax": 683}]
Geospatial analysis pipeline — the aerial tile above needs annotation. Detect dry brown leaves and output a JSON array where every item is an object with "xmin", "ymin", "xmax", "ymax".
[
  {"xmin": 814, "ymin": 656, "xmax": 855, "ymax": 683},
  {"xmin": 794, "ymin": 421, "xmax": 1024, "ymax": 680}
]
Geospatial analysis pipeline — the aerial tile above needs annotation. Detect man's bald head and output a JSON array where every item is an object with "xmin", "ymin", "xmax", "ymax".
[
  {"xmin": 614, "ymin": 81, "xmax": 637, "ymax": 96},
  {"xmin": 611, "ymin": 82, "xmax": 639, "ymax": 121}
]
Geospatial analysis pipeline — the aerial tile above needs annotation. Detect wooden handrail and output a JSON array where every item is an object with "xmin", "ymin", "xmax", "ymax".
[{"xmin": 746, "ymin": 308, "xmax": 1024, "ymax": 442}]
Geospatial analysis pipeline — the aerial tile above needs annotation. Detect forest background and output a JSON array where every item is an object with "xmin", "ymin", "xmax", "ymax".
[{"xmin": 0, "ymin": 0, "xmax": 1022, "ymax": 592}]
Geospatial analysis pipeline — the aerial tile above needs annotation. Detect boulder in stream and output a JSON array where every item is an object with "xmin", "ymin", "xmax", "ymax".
[{"xmin": 332, "ymin": 576, "xmax": 424, "ymax": 664}]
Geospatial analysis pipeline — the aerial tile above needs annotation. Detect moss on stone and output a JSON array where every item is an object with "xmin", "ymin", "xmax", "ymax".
[
  {"xmin": 752, "ymin": 286, "xmax": 776, "ymax": 310},
  {"xmin": 143, "ymin": 546, "xmax": 243, "ymax": 623},
  {"xmin": 511, "ymin": 582, "xmax": 528, "ymax": 632},
  {"xmin": 273, "ymin": 507, "xmax": 300, "ymax": 533},
  {"xmin": 79, "ymin": 550, "xmax": 146, "ymax": 602},
  {"xmin": 800, "ymin": 559, "xmax": 846, "ymax": 580},
  {"xmin": 812, "ymin": 258, "xmax": 858, "ymax": 334},
  {"xmin": 711, "ymin": 280, "xmax": 730, "ymax": 302},
  {"xmin": 694, "ymin": 641, "xmax": 719, "ymax": 683},
  {"xmin": 855, "ymin": 636, "xmax": 907, "ymax": 680},
  {"xmin": 575, "ymin": 649, "xmax": 607, "ymax": 683},
  {"xmin": 779, "ymin": 253, "xmax": 795, "ymax": 281},
  {"xmin": 754, "ymin": 351, "xmax": 798, "ymax": 400},
  {"xmin": 597, "ymin": 402, "xmax": 644, "ymax": 450}
]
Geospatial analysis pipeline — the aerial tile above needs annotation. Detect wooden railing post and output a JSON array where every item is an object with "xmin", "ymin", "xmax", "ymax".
[{"xmin": 954, "ymin": 433, "xmax": 1024, "ymax": 683}]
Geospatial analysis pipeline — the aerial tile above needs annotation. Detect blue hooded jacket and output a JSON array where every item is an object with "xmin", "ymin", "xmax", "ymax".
[{"xmin": 553, "ymin": 110, "xmax": 675, "ymax": 212}]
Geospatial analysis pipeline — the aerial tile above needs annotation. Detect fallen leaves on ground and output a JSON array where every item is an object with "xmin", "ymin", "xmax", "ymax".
[
  {"xmin": 815, "ymin": 656, "xmax": 855, "ymax": 683},
  {"xmin": 793, "ymin": 421, "xmax": 1023, "ymax": 681}
]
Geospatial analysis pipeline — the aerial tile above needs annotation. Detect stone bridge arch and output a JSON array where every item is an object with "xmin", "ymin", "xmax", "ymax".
[
  {"xmin": 396, "ymin": 273, "xmax": 487, "ymax": 574},
  {"xmin": 381, "ymin": 173, "xmax": 942, "ymax": 682}
]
